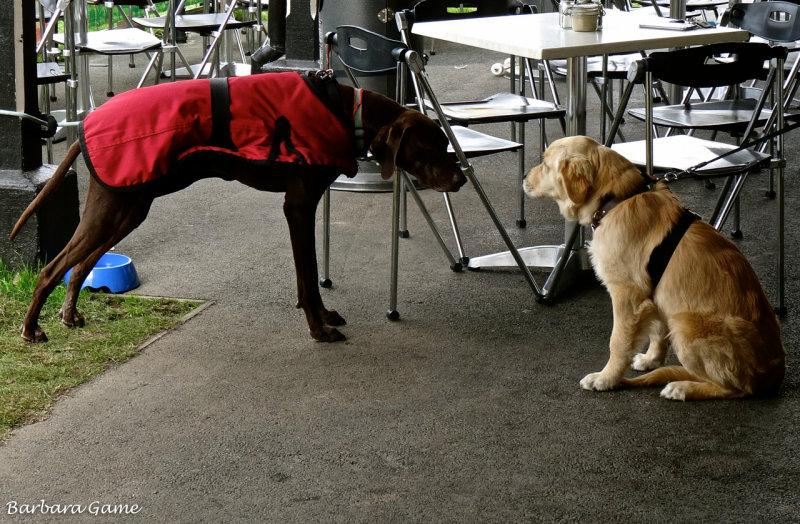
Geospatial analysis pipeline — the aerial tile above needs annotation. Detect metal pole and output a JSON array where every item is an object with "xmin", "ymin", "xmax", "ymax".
[{"xmin": 668, "ymin": 0, "xmax": 687, "ymax": 104}]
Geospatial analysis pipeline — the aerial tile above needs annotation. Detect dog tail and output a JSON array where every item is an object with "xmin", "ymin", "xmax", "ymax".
[
  {"xmin": 621, "ymin": 366, "xmax": 699, "ymax": 387},
  {"xmin": 9, "ymin": 140, "xmax": 82, "ymax": 242}
]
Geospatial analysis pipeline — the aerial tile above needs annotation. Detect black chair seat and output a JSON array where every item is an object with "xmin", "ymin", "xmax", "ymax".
[
  {"xmin": 432, "ymin": 92, "xmax": 565, "ymax": 125},
  {"xmin": 628, "ymin": 99, "xmax": 772, "ymax": 131},
  {"xmin": 36, "ymin": 62, "xmax": 69, "ymax": 85},
  {"xmin": 549, "ymin": 53, "xmax": 642, "ymax": 80}
]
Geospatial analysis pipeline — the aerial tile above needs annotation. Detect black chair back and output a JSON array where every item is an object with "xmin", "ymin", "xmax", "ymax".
[
  {"xmin": 726, "ymin": 1, "xmax": 800, "ymax": 43},
  {"xmin": 326, "ymin": 25, "xmax": 408, "ymax": 76},
  {"xmin": 642, "ymin": 42, "xmax": 787, "ymax": 89}
]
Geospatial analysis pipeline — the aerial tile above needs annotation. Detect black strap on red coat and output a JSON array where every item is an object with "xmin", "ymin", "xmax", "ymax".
[
  {"xmin": 302, "ymin": 71, "xmax": 350, "ymax": 129},
  {"xmin": 646, "ymin": 208, "xmax": 700, "ymax": 290},
  {"xmin": 209, "ymin": 78, "xmax": 238, "ymax": 151},
  {"xmin": 266, "ymin": 116, "xmax": 307, "ymax": 164}
]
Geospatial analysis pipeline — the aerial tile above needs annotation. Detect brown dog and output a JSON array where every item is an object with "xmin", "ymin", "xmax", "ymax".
[
  {"xmin": 524, "ymin": 136, "xmax": 785, "ymax": 400},
  {"xmin": 9, "ymin": 74, "xmax": 465, "ymax": 343}
]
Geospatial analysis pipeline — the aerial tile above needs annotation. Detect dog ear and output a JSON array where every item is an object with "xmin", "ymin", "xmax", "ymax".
[
  {"xmin": 369, "ymin": 122, "xmax": 406, "ymax": 180},
  {"xmin": 561, "ymin": 156, "xmax": 592, "ymax": 205}
]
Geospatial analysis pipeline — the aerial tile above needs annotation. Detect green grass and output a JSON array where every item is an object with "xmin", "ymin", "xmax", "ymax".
[
  {"xmin": 0, "ymin": 260, "xmax": 201, "ymax": 443},
  {"xmin": 447, "ymin": 6, "xmax": 478, "ymax": 14},
  {"xmin": 85, "ymin": 1, "xmax": 206, "ymax": 31}
]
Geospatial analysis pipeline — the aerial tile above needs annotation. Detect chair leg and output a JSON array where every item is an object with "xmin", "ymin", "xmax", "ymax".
[
  {"xmin": 137, "ymin": 49, "xmax": 162, "ymax": 87},
  {"xmin": 320, "ymin": 188, "xmax": 332, "ymax": 288},
  {"xmin": 402, "ymin": 172, "xmax": 461, "ymax": 271},
  {"xmin": 388, "ymin": 170, "xmax": 462, "ymax": 321},
  {"xmin": 516, "ymin": 120, "xmax": 527, "ymax": 228},
  {"xmin": 106, "ymin": 8, "xmax": 114, "ymax": 96},
  {"xmin": 399, "ymin": 176, "xmax": 409, "ymax": 238},
  {"xmin": 234, "ymin": 28, "xmax": 247, "ymax": 63},
  {"xmin": 765, "ymin": 171, "xmax": 776, "ymax": 199},
  {"xmin": 388, "ymin": 171, "xmax": 402, "ymax": 320},
  {"xmin": 541, "ymin": 61, "xmax": 568, "ymax": 135},
  {"xmin": 541, "ymin": 221, "xmax": 582, "ymax": 300},
  {"xmin": 442, "ymin": 192, "xmax": 468, "ymax": 265},
  {"xmin": 711, "ymin": 174, "xmax": 749, "ymax": 232},
  {"xmin": 775, "ymin": 155, "xmax": 786, "ymax": 315},
  {"xmin": 107, "ymin": 55, "xmax": 114, "ymax": 96},
  {"xmin": 730, "ymin": 197, "xmax": 743, "ymax": 239}
]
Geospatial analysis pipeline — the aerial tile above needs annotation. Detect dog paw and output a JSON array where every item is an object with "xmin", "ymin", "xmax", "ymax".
[
  {"xmin": 323, "ymin": 309, "xmax": 346, "ymax": 327},
  {"xmin": 632, "ymin": 353, "xmax": 660, "ymax": 371},
  {"xmin": 311, "ymin": 326, "xmax": 347, "ymax": 343},
  {"xmin": 59, "ymin": 307, "xmax": 85, "ymax": 329},
  {"xmin": 660, "ymin": 382, "xmax": 687, "ymax": 401},
  {"xmin": 20, "ymin": 324, "xmax": 48, "ymax": 343},
  {"xmin": 580, "ymin": 372, "xmax": 620, "ymax": 391}
]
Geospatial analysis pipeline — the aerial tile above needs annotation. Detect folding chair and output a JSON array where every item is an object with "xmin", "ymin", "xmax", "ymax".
[
  {"xmin": 36, "ymin": 1, "xmax": 70, "ymax": 162},
  {"xmin": 134, "ymin": 0, "xmax": 256, "ymax": 81},
  {"xmin": 615, "ymin": 1, "xmax": 800, "ymax": 233},
  {"xmin": 725, "ymin": 0, "xmax": 800, "ymax": 199},
  {"xmin": 85, "ymin": 1, "xmax": 161, "ymax": 96},
  {"xmin": 326, "ymin": 25, "xmax": 542, "ymax": 319},
  {"xmin": 45, "ymin": 0, "xmax": 160, "ymax": 104},
  {"xmin": 396, "ymin": 0, "xmax": 566, "ymax": 228},
  {"xmin": 62, "ymin": 1, "xmax": 163, "ymax": 97}
]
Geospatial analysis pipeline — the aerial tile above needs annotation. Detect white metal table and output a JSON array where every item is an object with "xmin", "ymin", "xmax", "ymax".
[{"xmin": 412, "ymin": 10, "xmax": 749, "ymax": 299}]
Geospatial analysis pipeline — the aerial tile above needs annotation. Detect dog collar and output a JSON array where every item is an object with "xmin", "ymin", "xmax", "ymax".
[
  {"xmin": 353, "ymin": 88, "xmax": 366, "ymax": 156},
  {"xmin": 591, "ymin": 170, "xmax": 658, "ymax": 231},
  {"xmin": 591, "ymin": 194, "xmax": 620, "ymax": 231}
]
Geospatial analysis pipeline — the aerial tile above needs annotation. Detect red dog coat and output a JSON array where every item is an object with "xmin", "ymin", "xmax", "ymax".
[{"xmin": 79, "ymin": 72, "xmax": 358, "ymax": 191}]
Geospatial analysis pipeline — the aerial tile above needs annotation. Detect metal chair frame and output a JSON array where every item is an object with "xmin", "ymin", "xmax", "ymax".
[
  {"xmin": 134, "ymin": 0, "xmax": 256, "ymax": 82},
  {"xmin": 324, "ymin": 26, "xmax": 466, "ymax": 320},
  {"xmin": 397, "ymin": 0, "xmax": 566, "ymax": 229},
  {"xmin": 326, "ymin": 25, "xmax": 545, "ymax": 320},
  {"xmin": 396, "ymin": 43, "xmax": 547, "ymax": 300}
]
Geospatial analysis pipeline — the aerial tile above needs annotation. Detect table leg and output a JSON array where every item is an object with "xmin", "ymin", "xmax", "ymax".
[
  {"xmin": 467, "ymin": 56, "xmax": 593, "ymax": 300},
  {"xmin": 567, "ymin": 55, "xmax": 587, "ymax": 135}
]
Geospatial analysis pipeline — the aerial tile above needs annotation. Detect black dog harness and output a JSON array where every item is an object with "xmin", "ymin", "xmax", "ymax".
[
  {"xmin": 592, "ymin": 183, "xmax": 699, "ymax": 290},
  {"xmin": 646, "ymin": 207, "xmax": 699, "ymax": 289}
]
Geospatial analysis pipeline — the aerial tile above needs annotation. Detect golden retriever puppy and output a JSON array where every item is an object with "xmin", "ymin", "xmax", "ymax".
[{"xmin": 524, "ymin": 136, "xmax": 785, "ymax": 400}]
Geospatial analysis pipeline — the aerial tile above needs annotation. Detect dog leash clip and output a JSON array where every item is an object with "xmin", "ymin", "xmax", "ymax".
[
  {"xmin": 313, "ymin": 68, "xmax": 336, "ymax": 81},
  {"xmin": 662, "ymin": 170, "xmax": 685, "ymax": 183}
]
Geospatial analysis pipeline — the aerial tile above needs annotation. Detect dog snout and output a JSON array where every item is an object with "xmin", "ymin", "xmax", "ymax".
[
  {"xmin": 523, "ymin": 164, "xmax": 542, "ymax": 197},
  {"xmin": 417, "ymin": 158, "xmax": 466, "ymax": 192},
  {"xmin": 440, "ymin": 166, "xmax": 467, "ymax": 192},
  {"xmin": 430, "ymin": 163, "xmax": 466, "ymax": 192}
]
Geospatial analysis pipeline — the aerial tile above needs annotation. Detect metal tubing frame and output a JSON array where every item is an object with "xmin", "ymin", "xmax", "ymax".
[{"xmin": 403, "ymin": 49, "xmax": 543, "ymax": 299}]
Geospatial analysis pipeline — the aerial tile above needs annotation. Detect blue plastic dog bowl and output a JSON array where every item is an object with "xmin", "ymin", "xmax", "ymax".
[{"xmin": 63, "ymin": 253, "xmax": 140, "ymax": 293}]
